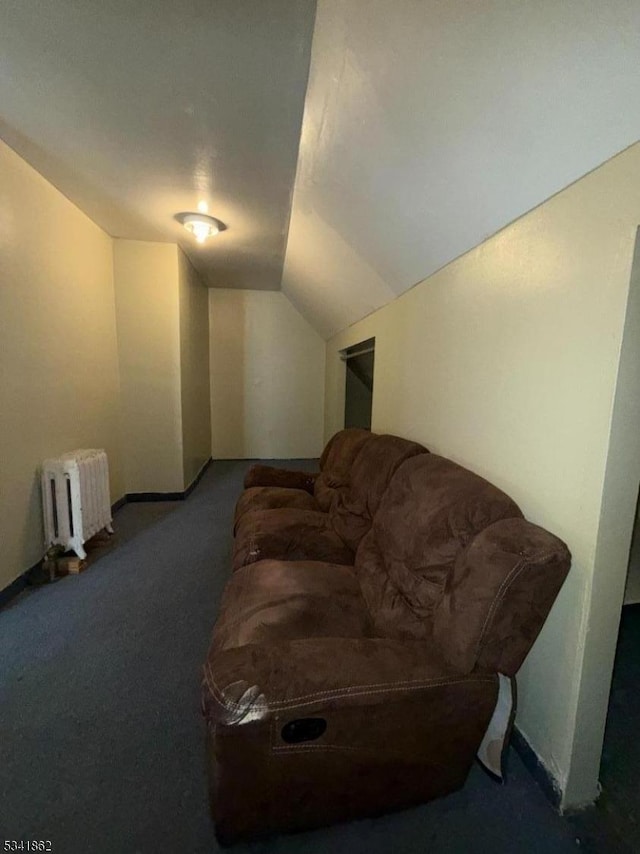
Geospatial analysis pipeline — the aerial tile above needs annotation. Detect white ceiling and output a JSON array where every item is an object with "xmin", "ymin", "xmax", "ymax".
[
  {"xmin": 3, "ymin": 1, "xmax": 640, "ymax": 335},
  {"xmin": 282, "ymin": 0, "xmax": 640, "ymax": 337},
  {"xmin": 0, "ymin": 0, "xmax": 317, "ymax": 290}
]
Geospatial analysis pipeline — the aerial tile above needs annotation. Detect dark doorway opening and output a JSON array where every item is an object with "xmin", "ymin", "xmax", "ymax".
[
  {"xmin": 598, "ymin": 490, "xmax": 640, "ymax": 849},
  {"xmin": 342, "ymin": 338, "xmax": 375, "ymax": 430}
]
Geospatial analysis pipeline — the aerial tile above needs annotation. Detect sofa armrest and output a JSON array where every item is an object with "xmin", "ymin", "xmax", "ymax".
[
  {"xmin": 243, "ymin": 464, "xmax": 318, "ymax": 493},
  {"xmin": 433, "ymin": 517, "xmax": 571, "ymax": 676},
  {"xmin": 204, "ymin": 637, "xmax": 499, "ymax": 843},
  {"xmin": 203, "ymin": 636, "xmax": 497, "ymax": 727}
]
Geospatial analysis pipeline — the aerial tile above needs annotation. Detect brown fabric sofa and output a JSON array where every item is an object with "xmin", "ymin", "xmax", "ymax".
[
  {"xmin": 202, "ymin": 445, "xmax": 570, "ymax": 844},
  {"xmin": 234, "ymin": 428, "xmax": 373, "ymax": 530},
  {"xmin": 232, "ymin": 434, "xmax": 426, "ymax": 570}
]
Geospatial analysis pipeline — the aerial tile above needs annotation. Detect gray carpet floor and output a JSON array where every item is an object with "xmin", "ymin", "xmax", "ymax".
[{"xmin": 0, "ymin": 461, "xmax": 629, "ymax": 853}]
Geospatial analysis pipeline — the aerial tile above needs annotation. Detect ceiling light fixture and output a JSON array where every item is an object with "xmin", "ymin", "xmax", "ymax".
[{"xmin": 176, "ymin": 211, "xmax": 226, "ymax": 244}]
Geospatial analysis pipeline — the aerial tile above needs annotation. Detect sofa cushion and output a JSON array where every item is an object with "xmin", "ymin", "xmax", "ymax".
[
  {"xmin": 235, "ymin": 429, "xmax": 373, "ymax": 528},
  {"xmin": 355, "ymin": 454, "xmax": 523, "ymax": 639},
  {"xmin": 212, "ymin": 560, "xmax": 372, "ymax": 652},
  {"xmin": 243, "ymin": 465, "xmax": 317, "ymax": 492},
  {"xmin": 233, "ymin": 509, "xmax": 354, "ymax": 571},
  {"xmin": 234, "ymin": 486, "xmax": 319, "ymax": 531},
  {"xmin": 314, "ymin": 428, "xmax": 373, "ymax": 511},
  {"xmin": 329, "ymin": 435, "xmax": 427, "ymax": 551}
]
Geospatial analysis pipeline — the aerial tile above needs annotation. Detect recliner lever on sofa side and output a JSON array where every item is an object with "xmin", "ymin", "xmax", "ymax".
[{"xmin": 281, "ymin": 717, "xmax": 327, "ymax": 743}]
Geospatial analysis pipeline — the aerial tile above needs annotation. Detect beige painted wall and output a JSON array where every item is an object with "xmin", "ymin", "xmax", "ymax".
[
  {"xmin": 209, "ymin": 289, "xmax": 325, "ymax": 459},
  {"xmin": 0, "ymin": 139, "xmax": 123, "ymax": 589},
  {"xmin": 113, "ymin": 240, "xmax": 184, "ymax": 493},
  {"xmin": 325, "ymin": 143, "xmax": 640, "ymax": 807},
  {"xmin": 178, "ymin": 248, "xmax": 211, "ymax": 488}
]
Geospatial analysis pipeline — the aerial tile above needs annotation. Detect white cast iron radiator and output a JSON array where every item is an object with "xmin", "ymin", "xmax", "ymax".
[{"xmin": 41, "ymin": 449, "xmax": 114, "ymax": 559}]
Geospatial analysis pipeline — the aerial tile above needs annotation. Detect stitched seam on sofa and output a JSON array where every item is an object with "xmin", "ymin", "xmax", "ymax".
[
  {"xmin": 475, "ymin": 550, "xmax": 557, "ymax": 659},
  {"xmin": 205, "ymin": 662, "xmax": 487, "ymax": 701},
  {"xmin": 272, "ymin": 744, "xmax": 363, "ymax": 753},
  {"xmin": 271, "ymin": 746, "xmax": 377, "ymax": 758},
  {"xmin": 204, "ymin": 666, "xmax": 494, "ymax": 712},
  {"xmin": 271, "ymin": 743, "xmax": 431, "ymax": 760},
  {"xmin": 475, "ymin": 557, "xmax": 525, "ymax": 649},
  {"xmin": 227, "ymin": 681, "xmax": 495, "ymax": 713},
  {"xmin": 477, "ymin": 549, "xmax": 558, "ymax": 646}
]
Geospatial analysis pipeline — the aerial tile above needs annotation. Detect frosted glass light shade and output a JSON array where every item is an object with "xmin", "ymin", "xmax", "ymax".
[{"xmin": 182, "ymin": 213, "xmax": 221, "ymax": 243}]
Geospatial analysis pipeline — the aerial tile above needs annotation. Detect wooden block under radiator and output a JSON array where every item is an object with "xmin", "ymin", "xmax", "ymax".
[{"xmin": 56, "ymin": 555, "xmax": 87, "ymax": 575}]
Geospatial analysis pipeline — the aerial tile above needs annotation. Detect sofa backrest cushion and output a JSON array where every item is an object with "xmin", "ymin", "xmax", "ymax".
[
  {"xmin": 314, "ymin": 428, "xmax": 373, "ymax": 512},
  {"xmin": 433, "ymin": 517, "xmax": 570, "ymax": 676},
  {"xmin": 330, "ymin": 434, "xmax": 427, "ymax": 551},
  {"xmin": 355, "ymin": 454, "xmax": 523, "ymax": 639}
]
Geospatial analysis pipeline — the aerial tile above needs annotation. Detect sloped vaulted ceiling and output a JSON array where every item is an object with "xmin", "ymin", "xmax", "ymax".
[
  {"xmin": 2, "ymin": 1, "xmax": 640, "ymax": 336},
  {"xmin": 281, "ymin": 0, "xmax": 640, "ymax": 338},
  {"xmin": 0, "ymin": 0, "xmax": 317, "ymax": 291}
]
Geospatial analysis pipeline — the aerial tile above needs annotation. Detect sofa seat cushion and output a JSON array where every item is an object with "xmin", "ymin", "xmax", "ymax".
[
  {"xmin": 234, "ymin": 486, "xmax": 319, "ymax": 531},
  {"xmin": 243, "ymin": 465, "xmax": 317, "ymax": 492},
  {"xmin": 211, "ymin": 560, "xmax": 372, "ymax": 653},
  {"xmin": 233, "ymin": 509, "xmax": 354, "ymax": 571}
]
